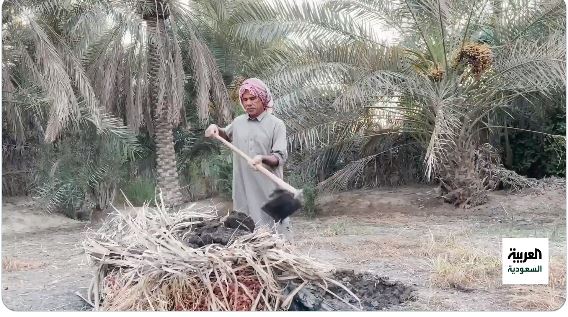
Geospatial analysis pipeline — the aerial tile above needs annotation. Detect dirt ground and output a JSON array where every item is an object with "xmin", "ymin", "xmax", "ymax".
[{"xmin": 1, "ymin": 183, "xmax": 566, "ymax": 311}]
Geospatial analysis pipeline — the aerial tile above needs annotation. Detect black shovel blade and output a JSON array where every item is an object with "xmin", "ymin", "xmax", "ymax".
[{"xmin": 261, "ymin": 189, "xmax": 302, "ymax": 222}]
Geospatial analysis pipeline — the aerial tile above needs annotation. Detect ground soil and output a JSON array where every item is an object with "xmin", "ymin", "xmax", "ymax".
[
  {"xmin": 1, "ymin": 183, "xmax": 566, "ymax": 311},
  {"xmin": 288, "ymin": 269, "xmax": 415, "ymax": 311}
]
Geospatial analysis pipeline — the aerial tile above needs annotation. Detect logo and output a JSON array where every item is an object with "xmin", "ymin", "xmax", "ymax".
[{"xmin": 502, "ymin": 238, "xmax": 548, "ymax": 284}]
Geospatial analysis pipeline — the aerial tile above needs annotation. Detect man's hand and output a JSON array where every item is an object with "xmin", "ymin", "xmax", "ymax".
[
  {"xmin": 249, "ymin": 155, "xmax": 263, "ymax": 170},
  {"xmin": 204, "ymin": 124, "xmax": 219, "ymax": 138},
  {"xmin": 249, "ymin": 154, "xmax": 279, "ymax": 170}
]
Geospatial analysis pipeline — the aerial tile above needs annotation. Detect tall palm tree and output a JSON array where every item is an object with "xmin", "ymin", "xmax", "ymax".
[
  {"xmin": 227, "ymin": 0, "xmax": 565, "ymax": 207},
  {"xmin": 137, "ymin": 0, "xmax": 186, "ymax": 206},
  {"xmin": 95, "ymin": 0, "xmax": 237, "ymax": 207}
]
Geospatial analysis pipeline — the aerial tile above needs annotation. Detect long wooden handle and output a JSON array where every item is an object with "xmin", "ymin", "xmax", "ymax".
[{"xmin": 213, "ymin": 134, "xmax": 297, "ymax": 193}]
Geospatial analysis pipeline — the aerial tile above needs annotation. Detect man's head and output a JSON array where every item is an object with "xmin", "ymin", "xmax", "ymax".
[
  {"xmin": 241, "ymin": 90, "xmax": 265, "ymax": 118},
  {"xmin": 238, "ymin": 78, "xmax": 273, "ymax": 118}
]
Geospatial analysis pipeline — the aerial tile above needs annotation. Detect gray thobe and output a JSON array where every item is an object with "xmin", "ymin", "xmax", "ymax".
[{"xmin": 221, "ymin": 111, "xmax": 292, "ymax": 239}]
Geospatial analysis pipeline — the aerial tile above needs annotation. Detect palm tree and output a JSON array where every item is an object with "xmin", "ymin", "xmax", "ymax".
[
  {"xmin": 2, "ymin": 0, "xmax": 104, "ymax": 144},
  {"xmin": 2, "ymin": 0, "xmax": 140, "ymax": 213},
  {"xmin": 228, "ymin": 0, "xmax": 565, "ymax": 207},
  {"xmin": 3, "ymin": 0, "xmax": 238, "ymax": 208},
  {"xmin": 93, "ymin": 0, "xmax": 237, "ymax": 207}
]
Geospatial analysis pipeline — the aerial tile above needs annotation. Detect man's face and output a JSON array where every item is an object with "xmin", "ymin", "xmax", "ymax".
[{"xmin": 241, "ymin": 90, "xmax": 264, "ymax": 118}]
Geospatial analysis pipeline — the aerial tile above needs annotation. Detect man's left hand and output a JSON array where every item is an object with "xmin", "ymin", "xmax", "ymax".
[{"xmin": 249, "ymin": 155, "xmax": 264, "ymax": 170}]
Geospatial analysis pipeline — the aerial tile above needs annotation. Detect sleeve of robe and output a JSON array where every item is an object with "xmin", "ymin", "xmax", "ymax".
[
  {"xmin": 221, "ymin": 122, "xmax": 233, "ymax": 141},
  {"xmin": 270, "ymin": 120, "xmax": 288, "ymax": 167}
]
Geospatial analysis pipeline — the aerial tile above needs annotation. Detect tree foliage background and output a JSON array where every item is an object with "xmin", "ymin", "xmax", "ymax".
[{"xmin": 1, "ymin": 0, "xmax": 565, "ymax": 217}]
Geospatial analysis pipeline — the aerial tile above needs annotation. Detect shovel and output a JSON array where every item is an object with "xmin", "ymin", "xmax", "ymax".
[{"xmin": 213, "ymin": 134, "xmax": 303, "ymax": 222}]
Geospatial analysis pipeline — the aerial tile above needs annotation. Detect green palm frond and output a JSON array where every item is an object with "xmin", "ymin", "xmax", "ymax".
[
  {"xmin": 32, "ymin": 110, "xmax": 139, "ymax": 215},
  {"xmin": 4, "ymin": 1, "xmax": 105, "ymax": 142},
  {"xmin": 257, "ymin": 42, "xmax": 408, "ymax": 114},
  {"xmin": 489, "ymin": 31, "xmax": 565, "ymax": 96},
  {"xmin": 229, "ymin": 0, "xmax": 382, "ymax": 47},
  {"xmin": 324, "ymin": 0, "xmax": 403, "ymax": 32},
  {"xmin": 492, "ymin": 0, "xmax": 565, "ymax": 43},
  {"xmin": 288, "ymin": 115, "xmax": 367, "ymax": 150},
  {"xmin": 316, "ymin": 137, "xmax": 423, "ymax": 191}
]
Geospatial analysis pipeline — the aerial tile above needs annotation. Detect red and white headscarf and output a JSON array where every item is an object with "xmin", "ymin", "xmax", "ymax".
[{"xmin": 238, "ymin": 78, "xmax": 274, "ymax": 114}]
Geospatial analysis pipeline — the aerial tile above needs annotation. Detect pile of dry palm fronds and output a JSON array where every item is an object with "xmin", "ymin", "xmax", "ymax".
[{"xmin": 82, "ymin": 200, "xmax": 360, "ymax": 311}]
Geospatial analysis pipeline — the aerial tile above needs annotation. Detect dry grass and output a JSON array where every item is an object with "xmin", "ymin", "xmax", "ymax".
[
  {"xmin": 505, "ymin": 257, "xmax": 566, "ymax": 311},
  {"xmin": 505, "ymin": 287, "xmax": 565, "ymax": 311},
  {"xmin": 421, "ymin": 231, "xmax": 500, "ymax": 291},
  {"xmin": 342, "ymin": 237, "xmax": 420, "ymax": 263},
  {"xmin": 550, "ymin": 257, "xmax": 567, "ymax": 289},
  {"xmin": 320, "ymin": 218, "xmax": 375, "ymax": 237},
  {"xmin": 83, "ymin": 200, "xmax": 360, "ymax": 311},
  {"xmin": 322, "ymin": 221, "xmax": 348, "ymax": 236},
  {"xmin": 2, "ymin": 256, "xmax": 45, "ymax": 272}
]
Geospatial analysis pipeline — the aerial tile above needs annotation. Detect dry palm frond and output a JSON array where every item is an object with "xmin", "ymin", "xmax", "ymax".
[
  {"xmin": 318, "ymin": 154, "xmax": 377, "ymax": 192},
  {"xmin": 424, "ymin": 103, "xmax": 462, "ymax": 180},
  {"xmin": 2, "ymin": 256, "xmax": 46, "ymax": 272},
  {"xmin": 187, "ymin": 30, "xmax": 213, "ymax": 123},
  {"xmin": 492, "ymin": 168, "xmax": 539, "ymax": 191},
  {"xmin": 83, "ymin": 200, "xmax": 361, "ymax": 311},
  {"xmin": 229, "ymin": 75, "xmax": 247, "ymax": 104}
]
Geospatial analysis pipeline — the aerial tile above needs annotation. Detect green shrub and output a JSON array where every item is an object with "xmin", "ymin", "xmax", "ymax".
[
  {"xmin": 287, "ymin": 173, "xmax": 318, "ymax": 218},
  {"xmin": 182, "ymin": 151, "xmax": 233, "ymax": 200},
  {"xmin": 301, "ymin": 182, "xmax": 318, "ymax": 218},
  {"xmin": 33, "ymin": 116, "xmax": 138, "ymax": 218},
  {"xmin": 119, "ymin": 177, "xmax": 157, "ymax": 206},
  {"xmin": 508, "ymin": 105, "xmax": 566, "ymax": 178}
]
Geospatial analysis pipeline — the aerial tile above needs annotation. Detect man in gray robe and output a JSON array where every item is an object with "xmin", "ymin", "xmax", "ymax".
[{"xmin": 205, "ymin": 78, "xmax": 292, "ymax": 240}]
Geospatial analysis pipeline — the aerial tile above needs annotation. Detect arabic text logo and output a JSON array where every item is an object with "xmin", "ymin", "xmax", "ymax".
[{"xmin": 502, "ymin": 238, "xmax": 548, "ymax": 285}]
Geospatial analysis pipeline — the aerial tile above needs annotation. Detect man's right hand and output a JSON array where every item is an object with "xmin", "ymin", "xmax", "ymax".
[{"xmin": 205, "ymin": 124, "xmax": 219, "ymax": 138}]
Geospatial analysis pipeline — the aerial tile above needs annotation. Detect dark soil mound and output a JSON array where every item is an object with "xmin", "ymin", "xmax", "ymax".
[
  {"xmin": 288, "ymin": 269, "xmax": 415, "ymax": 311},
  {"xmin": 182, "ymin": 211, "xmax": 254, "ymax": 247},
  {"xmin": 222, "ymin": 211, "xmax": 255, "ymax": 232}
]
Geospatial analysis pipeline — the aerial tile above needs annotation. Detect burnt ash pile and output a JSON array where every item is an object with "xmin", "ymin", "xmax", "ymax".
[
  {"xmin": 183, "ymin": 211, "xmax": 255, "ymax": 247},
  {"xmin": 288, "ymin": 270, "xmax": 415, "ymax": 311}
]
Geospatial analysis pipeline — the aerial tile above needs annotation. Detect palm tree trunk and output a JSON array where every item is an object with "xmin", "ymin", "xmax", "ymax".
[
  {"xmin": 437, "ymin": 139, "xmax": 490, "ymax": 208},
  {"xmin": 154, "ymin": 113, "xmax": 183, "ymax": 207},
  {"xmin": 146, "ymin": 16, "xmax": 183, "ymax": 207}
]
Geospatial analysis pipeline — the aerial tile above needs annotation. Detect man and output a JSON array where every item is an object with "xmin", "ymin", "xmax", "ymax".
[{"xmin": 205, "ymin": 78, "xmax": 291, "ymax": 240}]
